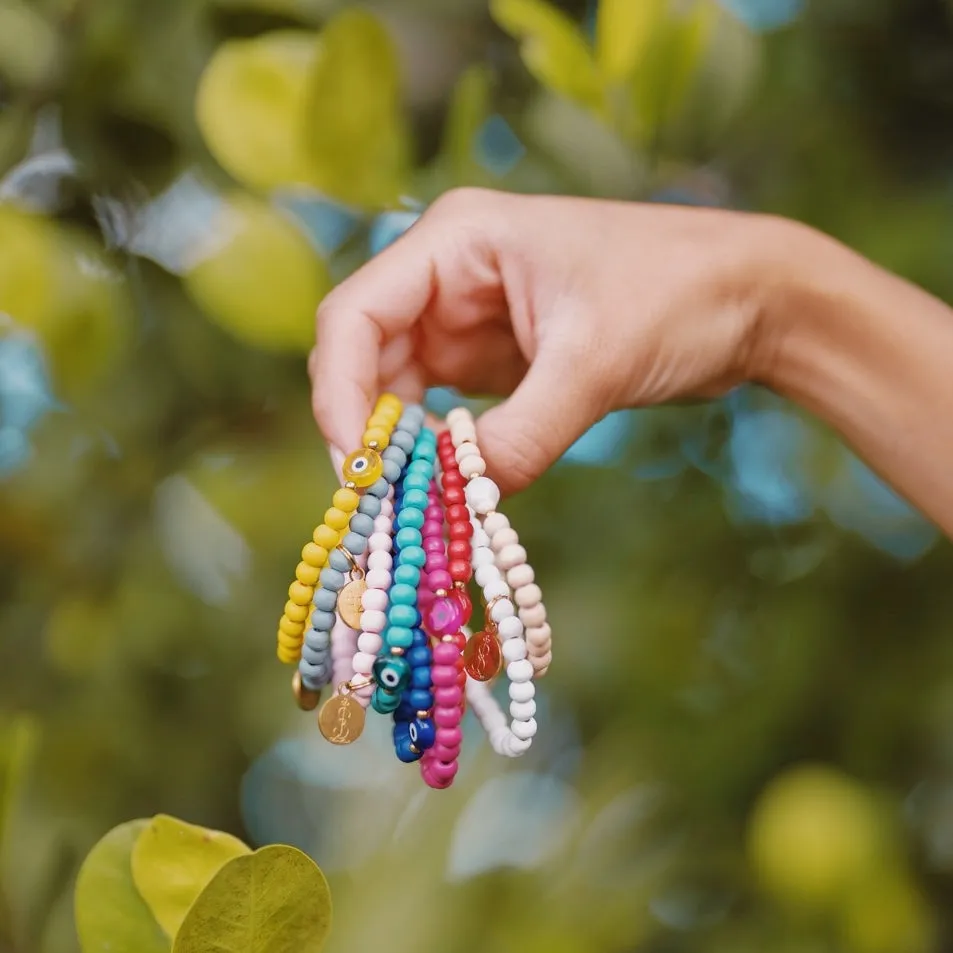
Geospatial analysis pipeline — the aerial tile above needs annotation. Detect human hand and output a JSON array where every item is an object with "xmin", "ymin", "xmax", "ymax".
[{"xmin": 310, "ymin": 188, "xmax": 794, "ymax": 495}]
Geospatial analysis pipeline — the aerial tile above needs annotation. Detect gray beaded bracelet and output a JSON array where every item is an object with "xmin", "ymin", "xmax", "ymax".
[{"xmin": 298, "ymin": 404, "xmax": 425, "ymax": 692}]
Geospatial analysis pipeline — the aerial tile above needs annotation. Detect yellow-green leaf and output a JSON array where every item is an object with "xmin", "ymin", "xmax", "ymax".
[
  {"xmin": 630, "ymin": 0, "xmax": 717, "ymax": 144},
  {"xmin": 131, "ymin": 815, "xmax": 251, "ymax": 940},
  {"xmin": 490, "ymin": 0, "xmax": 603, "ymax": 112},
  {"xmin": 75, "ymin": 820, "xmax": 169, "ymax": 953},
  {"xmin": 172, "ymin": 845, "xmax": 332, "ymax": 953},
  {"xmin": 0, "ymin": 715, "xmax": 38, "ymax": 852},
  {"xmin": 195, "ymin": 30, "xmax": 320, "ymax": 191},
  {"xmin": 304, "ymin": 9, "xmax": 411, "ymax": 208},
  {"xmin": 596, "ymin": 0, "xmax": 665, "ymax": 82},
  {"xmin": 442, "ymin": 64, "xmax": 493, "ymax": 183},
  {"xmin": 182, "ymin": 191, "xmax": 331, "ymax": 353}
]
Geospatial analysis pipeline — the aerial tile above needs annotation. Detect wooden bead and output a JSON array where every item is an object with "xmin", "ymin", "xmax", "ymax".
[
  {"xmin": 519, "ymin": 603, "xmax": 547, "ymax": 627},
  {"xmin": 514, "ymin": 583, "xmax": 542, "ymax": 608},
  {"xmin": 313, "ymin": 524, "xmax": 338, "ymax": 549},
  {"xmin": 332, "ymin": 487, "xmax": 360, "ymax": 512},
  {"xmin": 295, "ymin": 560, "xmax": 320, "ymax": 586},
  {"xmin": 324, "ymin": 507, "xmax": 349, "ymax": 531},
  {"xmin": 284, "ymin": 600, "xmax": 309, "ymax": 623},
  {"xmin": 302, "ymin": 542, "xmax": 328, "ymax": 568},
  {"xmin": 458, "ymin": 455, "xmax": 486, "ymax": 478},
  {"xmin": 289, "ymin": 581, "xmax": 314, "ymax": 605}
]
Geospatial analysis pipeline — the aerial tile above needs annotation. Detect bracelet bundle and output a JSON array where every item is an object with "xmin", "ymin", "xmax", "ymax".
[{"xmin": 275, "ymin": 397, "xmax": 550, "ymax": 788}]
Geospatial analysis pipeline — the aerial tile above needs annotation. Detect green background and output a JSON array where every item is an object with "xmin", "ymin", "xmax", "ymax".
[{"xmin": 1, "ymin": 0, "xmax": 953, "ymax": 950}]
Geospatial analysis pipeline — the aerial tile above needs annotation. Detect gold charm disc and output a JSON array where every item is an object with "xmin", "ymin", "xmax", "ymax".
[
  {"xmin": 318, "ymin": 692, "xmax": 366, "ymax": 745},
  {"xmin": 463, "ymin": 630, "xmax": 503, "ymax": 682},
  {"xmin": 337, "ymin": 578, "xmax": 367, "ymax": 629},
  {"xmin": 292, "ymin": 670, "xmax": 321, "ymax": 712}
]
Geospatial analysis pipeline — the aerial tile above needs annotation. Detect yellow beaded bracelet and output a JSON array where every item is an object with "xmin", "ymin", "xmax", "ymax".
[{"xmin": 276, "ymin": 393, "xmax": 403, "ymax": 664}]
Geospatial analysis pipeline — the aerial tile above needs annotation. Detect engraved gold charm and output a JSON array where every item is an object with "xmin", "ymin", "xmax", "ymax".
[
  {"xmin": 318, "ymin": 687, "xmax": 366, "ymax": 745},
  {"xmin": 463, "ymin": 629, "xmax": 503, "ymax": 682},
  {"xmin": 337, "ymin": 578, "xmax": 367, "ymax": 629}
]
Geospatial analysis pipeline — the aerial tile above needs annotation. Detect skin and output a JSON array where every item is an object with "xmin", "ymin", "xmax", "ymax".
[{"xmin": 309, "ymin": 188, "xmax": 953, "ymax": 538}]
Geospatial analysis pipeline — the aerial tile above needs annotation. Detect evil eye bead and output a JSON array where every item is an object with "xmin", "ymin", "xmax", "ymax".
[
  {"xmin": 373, "ymin": 655, "xmax": 411, "ymax": 693},
  {"xmin": 393, "ymin": 723, "xmax": 422, "ymax": 763},
  {"xmin": 409, "ymin": 717, "xmax": 436, "ymax": 751},
  {"xmin": 342, "ymin": 448, "xmax": 383, "ymax": 488}
]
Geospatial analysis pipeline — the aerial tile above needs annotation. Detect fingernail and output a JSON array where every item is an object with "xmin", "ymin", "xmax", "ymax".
[{"xmin": 329, "ymin": 445, "xmax": 346, "ymax": 485}]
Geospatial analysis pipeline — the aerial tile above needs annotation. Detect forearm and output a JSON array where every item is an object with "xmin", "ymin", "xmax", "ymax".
[{"xmin": 759, "ymin": 222, "xmax": 953, "ymax": 538}]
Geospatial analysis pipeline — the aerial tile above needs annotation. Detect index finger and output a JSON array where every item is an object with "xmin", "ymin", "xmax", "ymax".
[{"xmin": 310, "ymin": 218, "xmax": 437, "ymax": 453}]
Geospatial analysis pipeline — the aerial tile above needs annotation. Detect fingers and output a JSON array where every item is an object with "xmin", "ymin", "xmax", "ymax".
[
  {"xmin": 476, "ymin": 340, "xmax": 610, "ymax": 496},
  {"xmin": 310, "ymin": 189, "xmax": 505, "ymax": 452}
]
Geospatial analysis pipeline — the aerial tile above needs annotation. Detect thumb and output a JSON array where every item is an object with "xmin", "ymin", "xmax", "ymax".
[{"xmin": 476, "ymin": 346, "xmax": 606, "ymax": 496}]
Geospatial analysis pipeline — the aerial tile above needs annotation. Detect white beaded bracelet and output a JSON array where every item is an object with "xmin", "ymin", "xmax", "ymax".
[
  {"xmin": 465, "ymin": 510, "xmax": 536, "ymax": 757},
  {"xmin": 445, "ymin": 406, "xmax": 552, "ymax": 677}
]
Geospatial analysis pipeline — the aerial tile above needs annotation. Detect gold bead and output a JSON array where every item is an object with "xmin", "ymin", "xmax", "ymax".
[{"xmin": 302, "ymin": 542, "xmax": 328, "ymax": 568}]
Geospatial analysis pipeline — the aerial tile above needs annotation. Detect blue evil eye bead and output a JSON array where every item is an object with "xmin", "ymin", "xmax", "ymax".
[
  {"xmin": 393, "ymin": 724, "xmax": 422, "ymax": 763},
  {"xmin": 371, "ymin": 686, "xmax": 402, "ymax": 714},
  {"xmin": 373, "ymin": 655, "xmax": 411, "ymax": 693},
  {"xmin": 409, "ymin": 717, "xmax": 436, "ymax": 751}
]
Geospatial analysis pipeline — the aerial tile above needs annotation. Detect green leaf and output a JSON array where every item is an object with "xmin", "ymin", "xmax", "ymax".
[
  {"xmin": 131, "ymin": 814, "xmax": 251, "ymax": 940},
  {"xmin": 595, "ymin": 0, "xmax": 665, "ymax": 82},
  {"xmin": 442, "ymin": 64, "xmax": 493, "ymax": 183},
  {"xmin": 195, "ymin": 30, "xmax": 321, "ymax": 192},
  {"xmin": 0, "ymin": 715, "xmax": 38, "ymax": 856},
  {"xmin": 74, "ymin": 820, "xmax": 169, "ymax": 953},
  {"xmin": 304, "ymin": 9, "xmax": 411, "ymax": 208},
  {"xmin": 172, "ymin": 845, "xmax": 332, "ymax": 953},
  {"xmin": 630, "ymin": 0, "xmax": 717, "ymax": 145},
  {"xmin": 490, "ymin": 0, "xmax": 604, "ymax": 113},
  {"xmin": 182, "ymin": 191, "xmax": 331, "ymax": 353}
]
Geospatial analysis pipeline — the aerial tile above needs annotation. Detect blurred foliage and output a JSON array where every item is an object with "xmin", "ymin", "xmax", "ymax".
[
  {"xmin": 0, "ymin": 0, "xmax": 952, "ymax": 951},
  {"xmin": 73, "ymin": 814, "xmax": 329, "ymax": 952}
]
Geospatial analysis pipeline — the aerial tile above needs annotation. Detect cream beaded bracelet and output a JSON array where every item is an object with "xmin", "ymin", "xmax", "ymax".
[{"xmin": 445, "ymin": 406, "xmax": 552, "ymax": 678}]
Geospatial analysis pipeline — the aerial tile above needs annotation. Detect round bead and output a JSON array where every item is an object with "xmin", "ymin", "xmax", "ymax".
[
  {"xmin": 342, "ymin": 448, "xmax": 384, "ymax": 487},
  {"xmin": 367, "ymin": 550, "xmax": 392, "ymax": 571},
  {"xmin": 279, "ymin": 616, "xmax": 305, "ymax": 636},
  {"xmin": 498, "ymin": 616, "xmax": 524, "ymax": 640},
  {"xmin": 387, "ymin": 626, "xmax": 415, "ymax": 649},
  {"xmin": 389, "ymin": 583, "xmax": 417, "ymax": 606},
  {"xmin": 388, "ymin": 604, "xmax": 419, "ymax": 629},
  {"xmin": 448, "ymin": 539, "xmax": 470, "ymax": 560},
  {"xmin": 443, "ymin": 486, "xmax": 465, "ymax": 506},
  {"xmin": 295, "ymin": 561, "xmax": 320, "ymax": 586},
  {"xmin": 497, "ymin": 544, "xmax": 528, "ymax": 571},
  {"xmin": 454, "ymin": 441, "xmax": 479, "ymax": 464},
  {"xmin": 458, "ymin": 455, "xmax": 486, "ymax": 478},
  {"xmin": 507, "ymin": 564, "xmax": 535, "ymax": 589},
  {"xmin": 483, "ymin": 578, "xmax": 509, "ymax": 601},
  {"xmin": 502, "ymin": 638, "xmax": 527, "ymax": 662},
  {"xmin": 395, "ymin": 527, "xmax": 423, "ymax": 550},
  {"xmin": 491, "ymin": 528, "xmax": 520, "ymax": 552},
  {"xmin": 289, "ymin": 581, "xmax": 314, "ymax": 605},
  {"xmin": 333, "ymin": 487, "xmax": 360, "ymax": 512},
  {"xmin": 302, "ymin": 543, "xmax": 328, "ymax": 568},
  {"xmin": 510, "ymin": 699, "xmax": 536, "ymax": 720},
  {"xmin": 482, "ymin": 513, "xmax": 509, "ymax": 538},
  {"xmin": 368, "ymin": 531, "xmax": 392, "ymax": 552},
  {"xmin": 365, "ymin": 568, "xmax": 390, "ymax": 590},
  {"xmin": 394, "ymin": 564, "xmax": 421, "ymax": 587},
  {"xmin": 512, "ymin": 718, "xmax": 537, "ymax": 741},
  {"xmin": 509, "ymin": 680, "xmax": 535, "ymax": 703},
  {"xmin": 515, "ymin": 584, "xmax": 542, "ymax": 608},
  {"xmin": 489, "ymin": 598, "xmax": 515, "ymax": 623},
  {"xmin": 507, "ymin": 659, "xmax": 534, "ymax": 683},
  {"xmin": 363, "ymin": 426, "xmax": 391, "ymax": 449},
  {"xmin": 313, "ymin": 524, "xmax": 338, "ymax": 549},
  {"xmin": 448, "ymin": 558, "xmax": 471, "ymax": 582},
  {"xmin": 525, "ymin": 622, "xmax": 551, "ymax": 645},
  {"xmin": 401, "ymin": 546, "xmax": 426, "ymax": 568},
  {"xmin": 361, "ymin": 610, "xmax": 386, "ymax": 633},
  {"xmin": 520, "ymin": 604, "xmax": 547, "ymax": 627},
  {"xmin": 284, "ymin": 601, "xmax": 309, "ymax": 623}
]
